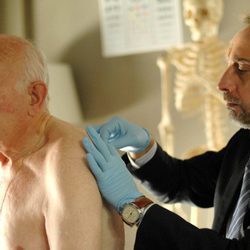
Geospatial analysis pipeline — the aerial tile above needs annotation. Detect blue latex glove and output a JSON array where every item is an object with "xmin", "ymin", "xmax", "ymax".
[
  {"xmin": 83, "ymin": 126, "xmax": 143, "ymax": 213},
  {"xmin": 94, "ymin": 116, "xmax": 150, "ymax": 153}
]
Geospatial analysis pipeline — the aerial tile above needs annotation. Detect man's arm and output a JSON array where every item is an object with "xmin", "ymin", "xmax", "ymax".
[
  {"xmin": 123, "ymin": 143, "xmax": 224, "ymax": 207},
  {"xmin": 43, "ymin": 139, "xmax": 103, "ymax": 250},
  {"xmin": 135, "ymin": 204, "xmax": 250, "ymax": 250},
  {"xmin": 83, "ymin": 128, "xmax": 250, "ymax": 250}
]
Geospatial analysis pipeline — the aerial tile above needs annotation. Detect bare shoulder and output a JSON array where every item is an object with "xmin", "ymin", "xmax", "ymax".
[
  {"xmin": 42, "ymin": 117, "xmax": 125, "ymax": 249},
  {"xmin": 46, "ymin": 117, "xmax": 87, "ymax": 151},
  {"xmin": 42, "ymin": 116, "xmax": 97, "ymax": 197}
]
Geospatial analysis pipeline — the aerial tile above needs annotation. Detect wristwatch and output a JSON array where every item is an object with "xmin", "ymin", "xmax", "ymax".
[{"xmin": 121, "ymin": 196, "xmax": 154, "ymax": 226}]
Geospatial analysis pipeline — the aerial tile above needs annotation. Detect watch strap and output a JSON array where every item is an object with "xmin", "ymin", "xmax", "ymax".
[{"xmin": 132, "ymin": 196, "xmax": 153, "ymax": 209}]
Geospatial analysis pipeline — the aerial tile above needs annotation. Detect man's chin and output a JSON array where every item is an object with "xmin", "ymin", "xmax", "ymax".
[{"xmin": 229, "ymin": 110, "xmax": 250, "ymax": 129}]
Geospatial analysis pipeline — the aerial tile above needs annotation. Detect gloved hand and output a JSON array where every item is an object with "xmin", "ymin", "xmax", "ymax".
[
  {"xmin": 83, "ymin": 126, "xmax": 143, "ymax": 213},
  {"xmin": 94, "ymin": 116, "xmax": 150, "ymax": 153}
]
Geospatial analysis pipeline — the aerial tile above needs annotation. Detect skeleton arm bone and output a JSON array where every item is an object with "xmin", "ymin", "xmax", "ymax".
[{"xmin": 157, "ymin": 53, "xmax": 174, "ymax": 154}]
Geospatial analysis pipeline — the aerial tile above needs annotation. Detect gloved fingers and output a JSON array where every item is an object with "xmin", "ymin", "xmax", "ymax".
[
  {"xmin": 99, "ymin": 123, "xmax": 121, "ymax": 143},
  {"xmin": 86, "ymin": 126, "xmax": 112, "ymax": 161},
  {"xmin": 92, "ymin": 124, "xmax": 102, "ymax": 133},
  {"xmin": 83, "ymin": 137, "xmax": 107, "ymax": 169},
  {"xmin": 86, "ymin": 153, "xmax": 102, "ymax": 177},
  {"xmin": 92, "ymin": 124, "xmax": 112, "ymax": 143},
  {"xmin": 98, "ymin": 116, "xmax": 127, "ymax": 143},
  {"xmin": 99, "ymin": 127, "xmax": 116, "ymax": 143},
  {"xmin": 107, "ymin": 143, "xmax": 120, "ymax": 157},
  {"xmin": 110, "ymin": 136, "xmax": 131, "ymax": 149}
]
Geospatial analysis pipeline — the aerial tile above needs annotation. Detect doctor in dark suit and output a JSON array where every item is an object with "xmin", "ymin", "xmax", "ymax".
[{"xmin": 83, "ymin": 18, "xmax": 250, "ymax": 249}]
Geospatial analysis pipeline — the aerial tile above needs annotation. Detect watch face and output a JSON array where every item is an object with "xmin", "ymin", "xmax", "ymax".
[{"xmin": 122, "ymin": 204, "xmax": 140, "ymax": 224}]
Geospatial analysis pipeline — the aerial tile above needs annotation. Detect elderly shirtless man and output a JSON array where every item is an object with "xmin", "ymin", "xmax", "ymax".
[{"xmin": 0, "ymin": 35, "xmax": 124, "ymax": 249}]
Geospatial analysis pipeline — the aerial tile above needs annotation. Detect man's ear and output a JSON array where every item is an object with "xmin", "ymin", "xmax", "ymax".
[{"xmin": 27, "ymin": 81, "xmax": 48, "ymax": 115}]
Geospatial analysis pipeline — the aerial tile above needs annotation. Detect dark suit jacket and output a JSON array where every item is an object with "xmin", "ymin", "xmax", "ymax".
[{"xmin": 123, "ymin": 129, "xmax": 250, "ymax": 249}]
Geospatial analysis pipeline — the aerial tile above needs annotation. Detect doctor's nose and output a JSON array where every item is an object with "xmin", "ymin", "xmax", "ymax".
[{"xmin": 218, "ymin": 66, "xmax": 237, "ymax": 93}]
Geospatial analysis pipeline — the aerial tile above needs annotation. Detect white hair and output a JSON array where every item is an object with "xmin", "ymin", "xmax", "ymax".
[
  {"xmin": 8, "ymin": 36, "xmax": 50, "ymax": 103},
  {"xmin": 0, "ymin": 35, "xmax": 50, "ymax": 104},
  {"xmin": 22, "ymin": 43, "xmax": 49, "ymax": 86}
]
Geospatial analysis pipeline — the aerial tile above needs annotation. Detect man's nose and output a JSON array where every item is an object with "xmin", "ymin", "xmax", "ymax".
[{"xmin": 218, "ymin": 66, "xmax": 237, "ymax": 93}]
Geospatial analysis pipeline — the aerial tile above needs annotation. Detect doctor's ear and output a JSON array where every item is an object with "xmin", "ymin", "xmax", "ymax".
[{"xmin": 27, "ymin": 81, "xmax": 48, "ymax": 115}]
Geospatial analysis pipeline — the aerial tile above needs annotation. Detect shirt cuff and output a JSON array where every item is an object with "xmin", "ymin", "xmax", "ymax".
[{"xmin": 128, "ymin": 142, "xmax": 157, "ymax": 169}]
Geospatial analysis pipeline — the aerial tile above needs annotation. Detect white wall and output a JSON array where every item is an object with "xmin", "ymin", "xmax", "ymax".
[{"xmin": 30, "ymin": 0, "xmax": 249, "ymax": 153}]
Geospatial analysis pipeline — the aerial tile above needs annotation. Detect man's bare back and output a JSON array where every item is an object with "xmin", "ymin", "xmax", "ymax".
[{"xmin": 0, "ymin": 115, "xmax": 124, "ymax": 249}]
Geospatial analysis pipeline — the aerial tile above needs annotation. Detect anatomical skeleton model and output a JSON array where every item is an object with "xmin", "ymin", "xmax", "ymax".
[
  {"xmin": 157, "ymin": 0, "xmax": 227, "ymax": 226},
  {"xmin": 157, "ymin": 0, "xmax": 227, "ymax": 157}
]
